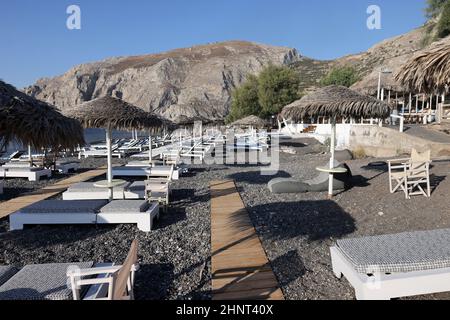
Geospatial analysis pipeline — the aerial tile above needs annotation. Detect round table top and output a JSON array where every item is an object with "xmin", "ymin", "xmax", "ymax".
[
  {"xmin": 93, "ymin": 179, "xmax": 127, "ymax": 188},
  {"xmin": 316, "ymin": 166, "xmax": 348, "ymax": 174}
]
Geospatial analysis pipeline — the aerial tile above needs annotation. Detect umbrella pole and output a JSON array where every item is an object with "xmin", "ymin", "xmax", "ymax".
[
  {"xmin": 148, "ymin": 132, "xmax": 153, "ymax": 165},
  {"xmin": 28, "ymin": 144, "xmax": 32, "ymax": 166},
  {"xmin": 328, "ymin": 119, "xmax": 336, "ymax": 199},
  {"xmin": 106, "ymin": 127, "xmax": 113, "ymax": 201}
]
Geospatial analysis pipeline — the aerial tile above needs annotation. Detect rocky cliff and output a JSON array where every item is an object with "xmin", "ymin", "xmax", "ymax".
[{"xmin": 25, "ymin": 41, "xmax": 300, "ymax": 123}]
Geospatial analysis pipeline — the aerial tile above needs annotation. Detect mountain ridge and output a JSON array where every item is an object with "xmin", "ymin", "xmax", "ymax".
[{"xmin": 25, "ymin": 25, "xmax": 438, "ymax": 123}]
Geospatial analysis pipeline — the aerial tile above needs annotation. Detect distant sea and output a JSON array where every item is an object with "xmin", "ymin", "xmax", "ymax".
[{"xmin": 2, "ymin": 128, "xmax": 142, "ymax": 155}]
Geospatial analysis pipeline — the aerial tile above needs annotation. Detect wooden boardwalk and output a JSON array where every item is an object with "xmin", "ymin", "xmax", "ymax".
[
  {"xmin": 0, "ymin": 167, "xmax": 106, "ymax": 219},
  {"xmin": 210, "ymin": 180, "xmax": 284, "ymax": 300}
]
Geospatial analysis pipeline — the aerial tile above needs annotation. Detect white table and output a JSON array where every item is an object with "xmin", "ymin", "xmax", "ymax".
[{"xmin": 94, "ymin": 179, "xmax": 127, "ymax": 201}]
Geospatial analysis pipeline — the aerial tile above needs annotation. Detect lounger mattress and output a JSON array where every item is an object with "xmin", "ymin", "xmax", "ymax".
[
  {"xmin": 20, "ymin": 200, "xmax": 108, "ymax": 214},
  {"xmin": 0, "ymin": 262, "xmax": 93, "ymax": 300},
  {"xmin": 337, "ymin": 229, "xmax": 450, "ymax": 274},
  {"xmin": 0, "ymin": 266, "xmax": 19, "ymax": 287},
  {"xmin": 100, "ymin": 200, "xmax": 150, "ymax": 213}
]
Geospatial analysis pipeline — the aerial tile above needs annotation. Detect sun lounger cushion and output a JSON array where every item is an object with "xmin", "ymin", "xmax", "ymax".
[
  {"xmin": 337, "ymin": 229, "xmax": 450, "ymax": 274},
  {"xmin": 100, "ymin": 200, "xmax": 150, "ymax": 213},
  {"xmin": 0, "ymin": 167, "xmax": 44, "ymax": 172},
  {"xmin": 0, "ymin": 262, "xmax": 93, "ymax": 300},
  {"xmin": 0, "ymin": 266, "xmax": 19, "ymax": 287},
  {"xmin": 127, "ymin": 181, "xmax": 145, "ymax": 192},
  {"xmin": 268, "ymin": 161, "xmax": 352, "ymax": 194},
  {"xmin": 20, "ymin": 200, "xmax": 108, "ymax": 214},
  {"xmin": 268, "ymin": 178, "xmax": 308, "ymax": 193}
]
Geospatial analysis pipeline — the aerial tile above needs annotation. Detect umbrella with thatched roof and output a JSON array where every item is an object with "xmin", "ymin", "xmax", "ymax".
[
  {"xmin": 65, "ymin": 96, "xmax": 174, "ymax": 193},
  {"xmin": 0, "ymin": 80, "xmax": 84, "ymax": 162},
  {"xmin": 395, "ymin": 37, "xmax": 450, "ymax": 94},
  {"xmin": 230, "ymin": 115, "xmax": 268, "ymax": 129},
  {"xmin": 281, "ymin": 85, "xmax": 391, "ymax": 198}
]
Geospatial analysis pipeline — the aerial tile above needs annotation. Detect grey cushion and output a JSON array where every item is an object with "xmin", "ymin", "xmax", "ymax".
[
  {"xmin": 0, "ymin": 262, "xmax": 93, "ymax": 300},
  {"xmin": 268, "ymin": 178, "xmax": 308, "ymax": 194},
  {"xmin": 0, "ymin": 266, "xmax": 19, "ymax": 287},
  {"xmin": 100, "ymin": 200, "xmax": 150, "ymax": 213},
  {"xmin": 127, "ymin": 181, "xmax": 145, "ymax": 192},
  {"xmin": 0, "ymin": 167, "xmax": 44, "ymax": 172},
  {"xmin": 335, "ymin": 149, "xmax": 354, "ymax": 161},
  {"xmin": 20, "ymin": 200, "xmax": 108, "ymax": 214},
  {"xmin": 268, "ymin": 160, "xmax": 353, "ymax": 194},
  {"xmin": 337, "ymin": 229, "xmax": 450, "ymax": 274},
  {"xmin": 113, "ymin": 166, "xmax": 149, "ymax": 172}
]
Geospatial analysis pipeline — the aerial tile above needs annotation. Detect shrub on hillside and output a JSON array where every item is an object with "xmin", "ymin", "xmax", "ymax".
[
  {"xmin": 320, "ymin": 66, "xmax": 360, "ymax": 88},
  {"xmin": 227, "ymin": 65, "xmax": 301, "ymax": 122}
]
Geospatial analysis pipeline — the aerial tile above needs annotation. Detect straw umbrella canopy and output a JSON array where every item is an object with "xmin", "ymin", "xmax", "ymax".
[
  {"xmin": 65, "ymin": 96, "xmax": 174, "ymax": 188},
  {"xmin": 395, "ymin": 37, "xmax": 450, "ymax": 94},
  {"xmin": 230, "ymin": 115, "xmax": 268, "ymax": 129},
  {"xmin": 0, "ymin": 80, "xmax": 84, "ymax": 160},
  {"xmin": 281, "ymin": 85, "xmax": 391, "ymax": 198}
]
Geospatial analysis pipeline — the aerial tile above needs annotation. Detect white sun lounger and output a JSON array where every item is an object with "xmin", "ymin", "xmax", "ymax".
[
  {"xmin": 331, "ymin": 229, "xmax": 450, "ymax": 300},
  {"xmin": 0, "ymin": 240, "xmax": 139, "ymax": 300},
  {"xmin": 112, "ymin": 165, "xmax": 179, "ymax": 180},
  {"xmin": 55, "ymin": 161, "xmax": 80, "ymax": 174},
  {"xmin": 0, "ymin": 167, "xmax": 51, "ymax": 181},
  {"xmin": 10, "ymin": 199, "xmax": 159, "ymax": 232}
]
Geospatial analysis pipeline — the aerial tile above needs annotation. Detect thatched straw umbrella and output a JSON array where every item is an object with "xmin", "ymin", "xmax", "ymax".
[
  {"xmin": 0, "ymin": 80, "xmax": 84, "ymax": 163},
  {"xmin": 231, "ymin": 115, "xmax": 268, "ymax": 129},
  {"xmin": 281, "ymin": 85, "xmax": 391, "ymax": 198},
  {"xmin": 395, "ymin": 37, "xmax": 450, "ymax": 94},
  {"xmin": 65, "ymin": 96, "xmax": 174, "ymax": 193}
]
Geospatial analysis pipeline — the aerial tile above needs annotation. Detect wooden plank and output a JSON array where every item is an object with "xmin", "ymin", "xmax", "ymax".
[
  {"xmin": 0, "ymin": 167, "xmax": 106, "ymax": 219},
  {"xmin": 210, "ymin": 180, "xmax": 284, "ymax": 301}
]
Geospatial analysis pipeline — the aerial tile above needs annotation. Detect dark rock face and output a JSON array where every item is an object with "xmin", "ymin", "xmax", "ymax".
[{"xmin": 25, "ymin": 41, "xmax": 301, "ymax": 124}]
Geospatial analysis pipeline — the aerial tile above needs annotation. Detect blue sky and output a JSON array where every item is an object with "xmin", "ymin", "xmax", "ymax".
[{"xmin": 0, "ymin": 0, "xmax": 426, "ymax": 88}]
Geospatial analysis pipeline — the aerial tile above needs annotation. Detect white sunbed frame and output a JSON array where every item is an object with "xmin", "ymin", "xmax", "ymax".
[
  {"xmin": 56, "ymin": 162, "xmax": 80, "ymax": 174},
  {"xmin": 330, "ymin": 246, "xmax": 450, "ymax": 300},
  {"xmin": 0, "ymin": 168, "xmax": 51, "ymax": 181},
  {"xmin": 10, "ymin": 202, "xmax": 159, "ymax": 232},
  {"xmin": 112, "ymin": 166, "xmax": 180, "ymax": 180}
]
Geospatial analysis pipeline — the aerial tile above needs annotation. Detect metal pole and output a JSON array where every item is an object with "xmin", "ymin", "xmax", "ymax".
[
  {"xmin": 106, "ymin": 127, "xmax": 113, "ymax": 201},
  {"xmin": 377, "ymin": 71, "xmax": 382, "ymax": 100},
  {"xmin": 148, "ymin": 132, "xmax": 153, "ymax": 164},
  {"xmin": 28, "ymin": 144, "xmax": 32, "ymax": 165},
  {"xmin": 328, "ymin": 119, "xmax": 336, "ymax": 199}
]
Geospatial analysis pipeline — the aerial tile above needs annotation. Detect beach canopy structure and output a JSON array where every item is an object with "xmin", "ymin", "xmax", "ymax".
[
  {"xmin": 65, "ymin": 96, "xmax": 174, "ymax": 194},
  {"xmin": 395, "ymin": 37, "xmax": 450, "ymax": 94},
  {"xmin": 230, "ymin": 115, "xmax": 268, "ymax": 129},
  {"xmin": 281, "ymin": 85, "xmax": 391, "ymax": 198},
  {"xmin": 0, "ymin": 80, "xmax": 84, "ymax": 151}
]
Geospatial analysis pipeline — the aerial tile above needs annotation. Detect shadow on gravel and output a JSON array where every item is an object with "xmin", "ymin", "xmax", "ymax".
[
  {"xmin": 280, "ymin": 142, "xmax": 308, "ymax": 148},
  {"xmin": 271, "ymin": 250, "xmax": 308, "ymax": 287},
  {"xmin": 135, "ymin": 263, "xmax": 175, "ymax": 300},
  {"xmin": 431, "ymin": 174, "xmax": 447, "ymax": 195},
  {"xmin": 227, "ymin": 170, "xmax": 291, "ymax": 185},
  {"xmin": 0, "ymin": 225, "xmax": 113, "ymax": 250},
  {"xmin": 249, "ymin": 200, "xmax": 356, "ymax": 241},
  {"xmin": 172, "ymin": 188, "xmax": 209, "ymax": 204}
]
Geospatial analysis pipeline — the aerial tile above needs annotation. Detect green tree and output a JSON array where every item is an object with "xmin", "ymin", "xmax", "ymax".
[
  {"xmin": 437, "ymin": 1, "xmax": 450, "ymax": 38},
  {"xmin": 257, "ymin": 65, "xmax": 301, "ymax": 117},
  {"xmin": 227, "ymin": 65, "xmax": 301, "ymax": 122},
  {"xmin": 425, "ymin": 0, "xmax": 448, "ymax": 19},
  {"xmin": 226, "ymin": 74, "xmax": 260, "ymax": 123},
  {"xmin": 320, "ymin": 66, "xmax": 360, "ymax": 88}
]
